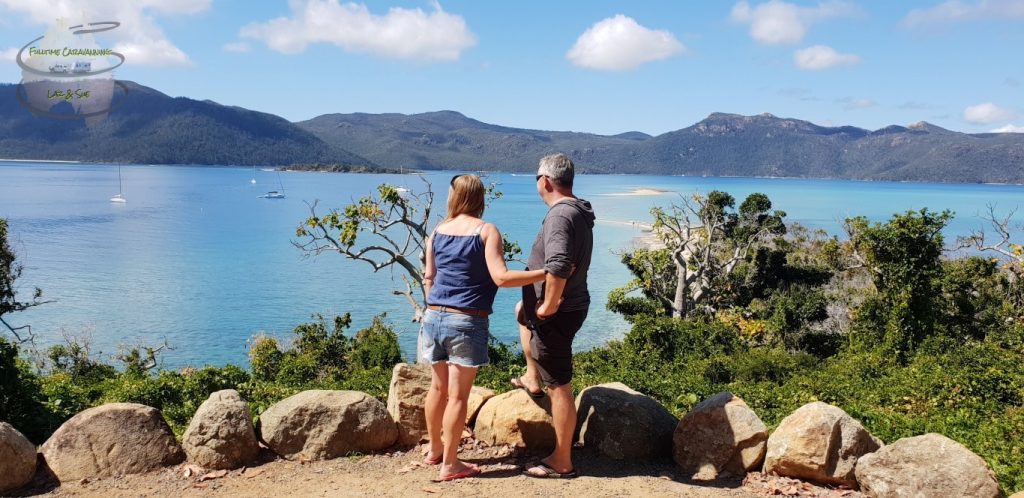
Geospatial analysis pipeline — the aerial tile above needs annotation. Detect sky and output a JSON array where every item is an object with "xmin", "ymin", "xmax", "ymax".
[{"xmin": 0, "ymin": 0, "xmax": 1022, "ymax": 136}]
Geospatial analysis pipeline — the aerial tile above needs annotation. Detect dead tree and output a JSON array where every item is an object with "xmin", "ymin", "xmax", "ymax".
[
  {"xmin": 295, "ymin": 180, "xmax": 433, "ymax": 322},
  {"xmin": 651, "ymin": 191, "xmax": 786, "ymax": 318}
]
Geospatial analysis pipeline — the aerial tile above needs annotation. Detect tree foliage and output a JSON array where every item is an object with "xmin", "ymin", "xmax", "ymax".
[
  {"xmin": 0, "ymin": 218, "xmax": 47, "ymax": 343},
  {"xmin": 610, "ymin": 191, "xmax": 786, "ymax": 319},
  {"xmin": 846, "ymin": 209, "xmax": 953, "ymax": 361}
]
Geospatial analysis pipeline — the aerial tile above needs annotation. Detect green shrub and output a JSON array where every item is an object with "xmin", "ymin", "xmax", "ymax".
[
  {"xmin": 349, "ymin": 315, "xmax": 403, "ymax": 371},
  {"xmin": 249, "ymin": 335, "xmax": 283, "ymax": 382},
  {"xmin": 0, "ymin": 338, "xmax": 53, "ymax": 442}
]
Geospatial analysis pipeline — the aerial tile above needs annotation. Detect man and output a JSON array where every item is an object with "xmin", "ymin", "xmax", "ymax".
[{"xmin": 512, "ymin": 153, "xmax": 595, "ymax": 479}]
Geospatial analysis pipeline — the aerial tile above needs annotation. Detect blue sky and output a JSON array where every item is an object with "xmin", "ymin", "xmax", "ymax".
[{"xmin": 1, "ymin": 0, "xmax": 1022, "ymax": 135}]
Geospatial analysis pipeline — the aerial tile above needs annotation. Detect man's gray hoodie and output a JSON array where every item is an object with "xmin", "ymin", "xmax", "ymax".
[{"xmin": 523, "ymin": 198, "xmax": 596, "ymax": 315}]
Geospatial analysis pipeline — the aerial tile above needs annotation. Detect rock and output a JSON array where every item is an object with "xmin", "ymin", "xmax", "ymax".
[
  {"xmin": 764, "ymin": 401, "xmax": 882, "ymax": 488},
  {"xmin": 575, "ymin": 382, "xmax": 678, "ymax": 460},
  {"xmin": 0, "ymin": 422, "xmax": 37, "ymax": 493},
  {"xmin": 258, "ymin": 390, "xmax": 397, "ymax": 460},
  {"xmin": 475, "ymin": 390, "xmax": 555, "ymax": 452},
  {"xmin": 182, "ymin": 389, "xmax": 260, "ymax": 469},
  {"xmin": 40, "ymin": 403, "xmax": 184, "ymax": 482},
  {"xmin": 855, "ymin": 433, "xmax": 1001, "ymax": 498},
  {"xmin": 1009, "ymin": 493, "xmax": 1024, "ymax": 498},
  {"xmin": 386, "ymin": 363, "xmax": 432, "ymax": 446},
  {"xmin": 673, "ymin": 391, "xmax": 768, "ymax": 480},
  {"xmin": 466, "ymin": 386, "xmax": 496, "ymax": 426},
  {"xmin": 385, "ymin": 364, "xmax": 496, "ymax": 444},
  {"xmin": 385, "ymin": 363, "xmax": 431, "ymax": 446}
]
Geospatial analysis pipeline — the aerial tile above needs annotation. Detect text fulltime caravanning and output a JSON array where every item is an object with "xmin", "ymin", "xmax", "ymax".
[{"xmin": 28, "ymin": 47, "xmax": 113, "ymax": 57}]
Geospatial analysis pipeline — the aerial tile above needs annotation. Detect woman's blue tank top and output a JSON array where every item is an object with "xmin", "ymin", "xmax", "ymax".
[{"xmin": 426, "ymin": 225, "xmax": 498, "ymax": 313}]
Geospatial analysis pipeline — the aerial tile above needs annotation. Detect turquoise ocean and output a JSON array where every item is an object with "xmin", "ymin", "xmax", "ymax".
[{"xmin": 2, "ymin": 162, "xmax": 1022, "ymax": 368}]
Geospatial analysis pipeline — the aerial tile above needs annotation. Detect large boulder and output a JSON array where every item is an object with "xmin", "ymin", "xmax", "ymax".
[
  {"xmin": 575, "ymin": 382, "xmax": 678, "ymax": 460},
  {"xmin": 855, "ymin": 433, "xmax": 1001, "ymax": 498},
  {"xmin": 386, "ymin": 364, "xmax": 498, "ymax": 445},
  {"xmin": 258, "ymin": 390, "xmax": 397, "ymax": 460},
  {"xmin": 40, "ymin": 403, "xmax": 184, "ymax": 482},
  {"xmin": 475, "ymin": 390, "xmax": 555, "ymax": 452},
  {"xmin": 387, "ymin": 363, "xmax": 431, "ymax": 446},
  {"xmin": 182, "ymin": 389, "xmax": 260, "ymax": 469},
  {"xmin": 467, "ymin": 386, "xmax": 496, "ymax": 427},
  {"xmin": 673, "ymin": 391, "xmax": 768, "ymax": 480},
  {"xmin": 0, "ymin": 422, "xmax": 37, "ymax": 493},
  {"xmin": 764, "ymin": 402, "xmax": 882, "ymax": 488}
]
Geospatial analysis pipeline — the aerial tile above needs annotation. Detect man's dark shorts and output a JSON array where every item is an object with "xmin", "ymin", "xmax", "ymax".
[{"xmin": 525, "ymin": 309, "xmax": 588, "ymax": 387}]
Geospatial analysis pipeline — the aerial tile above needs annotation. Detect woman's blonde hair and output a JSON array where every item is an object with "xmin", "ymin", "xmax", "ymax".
[{"xmin": 446, "ymin": 174, "xmax": 485, "ymax": 220}]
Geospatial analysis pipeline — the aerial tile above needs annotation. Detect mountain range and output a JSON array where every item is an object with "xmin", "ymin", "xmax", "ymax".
[{"xmin": 1, "ymin": 81, "xmax": 1022, "ymax": 184}]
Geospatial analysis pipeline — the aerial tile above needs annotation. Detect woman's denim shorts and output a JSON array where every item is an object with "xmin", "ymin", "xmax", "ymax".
[{"xmin": 418, "ymin": 309, "xmax": 490, "ymax": 368}]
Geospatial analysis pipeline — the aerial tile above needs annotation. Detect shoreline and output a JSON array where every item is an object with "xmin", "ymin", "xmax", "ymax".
[
  {"xmin": 601, "ymin": 188, "xmax": 673, "ymax": 197},
  {"xmin": 0, "ymin": 158, "xmax": 80, "ymax": 164},
  {"xmin": 596, "ymin": 218, "xmax": 666, "ymax": 250}
]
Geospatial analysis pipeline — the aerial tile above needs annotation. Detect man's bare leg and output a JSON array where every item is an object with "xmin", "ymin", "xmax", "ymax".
[
  {"xmin": 528, "ymin": 382, "xmax": 575, "ymax": 474},
  {"xmin": 515, "ymin": 301, "xmax": 542, "ymax": 392}
]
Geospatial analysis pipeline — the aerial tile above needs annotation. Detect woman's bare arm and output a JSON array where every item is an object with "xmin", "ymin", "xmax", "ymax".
[
  {"xmin": 423, "ymin": 230, "xmax": 437, "ymax": 301},
  {"xmin": 482, "ymin": 224, "xmax": 545, "ymax": 288}
]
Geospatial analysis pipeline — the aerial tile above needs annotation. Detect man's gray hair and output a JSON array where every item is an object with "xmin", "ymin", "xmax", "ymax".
[{"xmin": 538, "ymin": 153, "xmax": 575, "ymax": 188}]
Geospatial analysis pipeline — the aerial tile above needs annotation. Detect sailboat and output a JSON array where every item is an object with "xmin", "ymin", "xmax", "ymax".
[
  {"xmin": 261, "ymin": 170, "xmax": 285, "ymax": 199},
  {"xmin": 250, "ymin": 165, "xmax": 256, "ymax": 184},
  {"xmin": 396, "ymin": 165, "xmax": 410, "ymax": 194},
  {"xmin": 110, "ymin": 166, "xmax": 126, "ymax": 203}
]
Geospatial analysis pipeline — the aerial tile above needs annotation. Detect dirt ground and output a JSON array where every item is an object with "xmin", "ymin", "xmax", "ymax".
[{"xmin": 12, "ymin": 444, "xmax": 863, "ymax": 498}]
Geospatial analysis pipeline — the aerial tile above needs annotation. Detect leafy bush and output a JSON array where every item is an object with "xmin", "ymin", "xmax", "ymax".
[{"xmin": 0, "ymin": 338, "xmax": 53, "ymax": 442}]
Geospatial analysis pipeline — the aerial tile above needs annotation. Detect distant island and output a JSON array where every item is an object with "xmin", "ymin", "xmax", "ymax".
[
  {"xmin": 1, "ymin": 81, "xmax": 1023, "ymax": 184},
  {"xmin": 283, "ymin": 163, "xmax": 406, "ymax": 174}
]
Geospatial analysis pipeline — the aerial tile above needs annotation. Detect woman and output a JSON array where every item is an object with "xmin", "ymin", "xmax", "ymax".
[{"xmin": 421, "ymin": 174, "xmax": 546, "ymax": 481}]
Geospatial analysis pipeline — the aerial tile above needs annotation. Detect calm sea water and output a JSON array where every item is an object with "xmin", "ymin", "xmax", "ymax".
[{"xmin": 2, "ymin": 162, "xmax": 1022, "ymax": 368}]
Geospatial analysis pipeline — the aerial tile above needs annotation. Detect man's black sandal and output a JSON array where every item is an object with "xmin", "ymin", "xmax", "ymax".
[
  {"xmin": 510, "ymin": 376, "xmax": 545, "ymax": 399},
  {"xmin": 522, "ymin": 461, "xmax": 578, "ymax": 479}
]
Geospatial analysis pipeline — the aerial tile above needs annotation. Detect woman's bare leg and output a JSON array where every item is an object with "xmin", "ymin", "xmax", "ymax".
[
  {"xmin": 424, "ymin": 362, "xmax": 448, "ymax": 463},
  {"xmin": 439, "ymin": 363, "xmax": 479, "ymax": 478}
]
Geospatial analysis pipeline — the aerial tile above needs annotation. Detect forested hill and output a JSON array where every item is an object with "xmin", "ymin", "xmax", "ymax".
[
  {"xmin": 0, "ymin": 81, "xmax": 373, "ymax": 167},
  {"xmin": 2, "ymin": 80, "xmax": 1023, "ymax": 183},
  {"xmin": 299, "ymin": 111, "xmax": 1024, "ymax": 183}
]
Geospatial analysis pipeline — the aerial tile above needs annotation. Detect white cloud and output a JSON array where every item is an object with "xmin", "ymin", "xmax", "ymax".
[
  {"xmin": 964, "ymin": 102, "xmax": 1018, "ymax": 124},
  {"xmin": 239, "ymin": 0, "xmax": 476, "ymax": 62},
  {"xmin": 730, "ymin": 0, "xmax": 859, "ymax": 45},
  {"xmin": 0, "ymin": 0, "xmax": 208, "ymax": 66},
  {"xmin": 793, "ymin": 45, "xmax": 861, "ymax": 70},
  {"xmin": 222, "ymin": 41, "xmax": 250, "ymax": 53},
  {"xmin": 903, "ymin": 0, "xmax": 1024, "ymax": 27},
  {"xmin": 990, "ymin": 123, "xmax": 1024, "ymax": 133},
  {"xmin": 839, "ymin": 97, "xmax": 875, "ymax": 110},
  {"xmin": 566, "ymin": 15, "xmax": 684, "ymax": 71},
  {"xmin": 0, "ymin": 47, "xmax": 19, "ymax": 60}
]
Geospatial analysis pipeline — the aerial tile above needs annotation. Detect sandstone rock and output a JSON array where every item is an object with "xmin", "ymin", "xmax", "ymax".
[
  {"xmin": 258, "ymin": 390, "xmax": 397, "ymax": 460},
  {"xmin": 575, "ymin": 382, "xmax": 678, "ymax": 460},
  {"xmin": 855, "ymin": 433, "xmax": 1001, "ymax": 498},
  {"xmin": 387, "ymin": 363, "xmax": 431, "ymax": 446},
  {"xmin": 385, "ymin": 364, "xmax": 497, "ymax": 444},
  {"xmin": 764, "ymin": 402, "xmax": 882, "ymax": 488},
  {"xmin": 673, "ymin": 391, "xmax": 768, "ymax": 480},
  {"xmin": 182, "ymin": 389, "xmax": 260, "ymax": 469},
  {"xmin": 40, "ymin": 403, "xmax": 184, "ymax": 482},
  {"xmin": 475, "ymin": 390, "xmax": 555, "ymax": 452},
  {"xmin": 0, "ymin": 422, "xmax": 37, "ymax": 493},
  {"xmin": 467, "ymin": 386, "xmax": 496, "ymax": 427}
]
